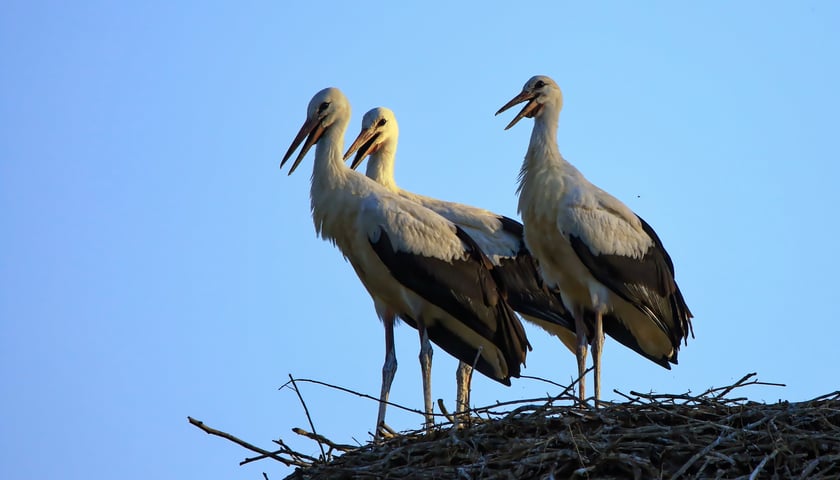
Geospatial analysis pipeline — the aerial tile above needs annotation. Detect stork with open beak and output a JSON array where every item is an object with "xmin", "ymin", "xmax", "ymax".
[
  {"xmin": 496, "ymin": 75, "xmax": 694, "ymax": 403},
  {"xmin": 281, "ymin": 87, "xmax": 530, "ymax": 435}
]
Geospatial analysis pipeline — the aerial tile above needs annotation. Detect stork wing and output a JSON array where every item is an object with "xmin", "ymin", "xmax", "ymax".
[
  {"xmin": 562, "ymin": 200, "xmax": 692, "ymax": 346},
  {"xmin": 398, "ymin": 191, "xmax": 576, "ymax": 344},
  {"xmin": 359, "ymin": 193, "xmax": 530, "ymax": 381},
  {"xmin": 400, "ymin": 190, "xmax": 521, "ymax": 260},
  {"xmin": 370, "ymin": 227, "xmax": 529, "ymax": 377}
]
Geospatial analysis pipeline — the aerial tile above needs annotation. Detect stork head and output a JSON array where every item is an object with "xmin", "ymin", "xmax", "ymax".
[
  {"xmin": 281, "ymin": 87, "xmax": 351, "ymax": 175},
  {"xmin": 343, "ymin": 107, "xmax": 399, "ymax": 170},
  {"xmin": 495, "ymin": 75, "xmax": 563, "ymax": 130}
]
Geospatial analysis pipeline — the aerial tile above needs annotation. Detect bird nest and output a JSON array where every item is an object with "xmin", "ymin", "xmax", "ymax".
[{"xmin": 189, "ymin": 373, "xmax": 840, "ymax": 479}]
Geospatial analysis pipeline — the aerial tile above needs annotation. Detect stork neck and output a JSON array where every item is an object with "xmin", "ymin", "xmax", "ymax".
[
  {"xmin": 533, "ymin": 102, "xmax": 562, "ymax": 148},
  {"xmin": 366, "ymin": 148, "xmax": 399, "ymax": 191},
  {"xmin": 524, "ymin": 108, "xmax": 564, "ymax": 170},
  {"xmin": 516, "ymin": 105, "xmax": 569, "ymax": 203},
  {"xmin": 309, "ymin": 120, "xmax": 355, "ymax": 242},
  {"xmin": 312, "ymin": 123, "xmax": 349, "ymax": 184}
]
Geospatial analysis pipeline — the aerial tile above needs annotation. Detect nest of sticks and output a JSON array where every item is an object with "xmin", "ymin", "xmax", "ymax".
[{"xmin": 189, "ymin": 373, "xmax": 840, "ymax": 479}]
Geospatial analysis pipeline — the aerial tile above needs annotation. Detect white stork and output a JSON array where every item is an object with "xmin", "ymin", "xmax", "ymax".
[
  {"xmin": 342, "ymin": 107, "xmax": 579, "ymax": 411},
  {"xmin": 496, "ymin": 75, "xmax": 693, "ymax": 402},
  {"xmin": 280, "ymin": 87, "xmax": 530, "ymax": 434}
]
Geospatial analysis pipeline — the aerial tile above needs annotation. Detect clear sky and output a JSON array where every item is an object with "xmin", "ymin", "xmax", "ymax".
[{"xmin": 2, "ymin": 1, "xmax": 838, "ymax": 479}]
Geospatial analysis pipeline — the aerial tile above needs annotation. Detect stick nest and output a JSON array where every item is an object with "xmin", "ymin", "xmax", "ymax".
[{"xmin": 190, "ymin": 374, "xmax": 840, "ymax": 479}]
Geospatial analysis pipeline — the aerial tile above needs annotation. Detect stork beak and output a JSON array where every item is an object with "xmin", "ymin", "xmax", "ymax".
[
  {"xmin": 281, "ymin": 115, "xmax": 325, "ymax": 175},
  {"xmin": 495, "ymin": 90, "xmax": 540, "ymax": 130},
  {"xmin": 343, "ymin": 127, "xmax": 380, "ymax": 171}
]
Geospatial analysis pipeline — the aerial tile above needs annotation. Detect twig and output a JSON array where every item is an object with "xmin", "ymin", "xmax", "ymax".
[
  {"xmin": 242, "ymin": 451, "xmax": 281, "ymax": 466},
  {"xmin": 287, "ymin": 374, "xmax": 327, "ymax": 461},
  {"xmin": 520, "ymin": 374, "xmax": 572, "ymax": 390},
  {"xmin": 438, "ymin": 398, "xmax": 456, "ymax": 424},
  {"xmin": 187, "ymin": 417, "xmax": 296, "ymax": 467},
  {"xmin": 292, "ymin": 427, "xmax": 356, "ymax": 452},
  {"xmin": 470, "ymin": 346, "xmax": 483, "ymax": 371},
  {"xmin": 710, "ymin": 372, "xmax": 758, "ymax": 398},
  {"xmin": 380, "ymin": 423, "xmax": 398, "ymax": 435},
  {"xmin": 807, "ymin": 391, "xmax": 840, "ymax": 403},
  {"xmin": 709, "ymin": 372, "xmax": 785, "ymax": 400},
  {"xmin": 273, "ymin": 439, "xmax": 319, "ymax": 463},
  {"xmin": 612, "ymin": 389, "xmax": 643, "ymax": 405},
  {"xmin": 567, "ymin": 422, "xmax": 590, "ymax": 479},
  {"xmin": 548, "ymin": 366, "xmax": 594, "ymax": 408},
  {"xmin": 241, "ymin": 438, "xmax": 319, "ymax": 466},
  {"xmin": 470, "ymin": 396, "xmax": 573, "ymax": 415},
  {"xmin": 749, "ymin": 449, "xmax": 778, "ymax": 480},
  {"xmin": 283, "ymin": 377, "xmax": 436, "ymax": 418}
]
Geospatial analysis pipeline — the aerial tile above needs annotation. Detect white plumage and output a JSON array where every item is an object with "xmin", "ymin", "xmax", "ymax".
[
  {"xmin": 345, "ymin": 108, "xmax": 522, "ymax": 262},
  {"xmin": 497, "ymin": 75, "xmax": 693, "ymax": 403},
  {"xmin": 281, "ymin": 88, "xmax": 529, "ymax": 435},
  {"xmin": 343, "ymin": 107, "xmax": 580, "ymax": 411}
]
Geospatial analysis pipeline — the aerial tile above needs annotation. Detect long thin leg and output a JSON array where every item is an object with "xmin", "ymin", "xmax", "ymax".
[
  {"xmin": 418, "ymin": 321, "xmax": 434, "ymax": 430},
  {"xmin": 375, "ymin": 312, "xmax": 397, "ymax": 439},
  {"xmin": 574, "ymin": 308, "xmax": 589, "ymax": 403},
  {"xmin": 592, "ymin": 310, "xmax": 604, "ymax": 407},
  {"xmin": 455, "ymin": 361, "xmax": 473, "ymax": 425}
]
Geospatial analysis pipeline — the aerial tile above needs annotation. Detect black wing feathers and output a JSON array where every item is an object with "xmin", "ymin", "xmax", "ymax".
[
  {"xmin": 497, "ymin": 213, "xmax": 685, "ymax": 367},
  {"xmin": 494, "ymin": 215, "xmax": 577, "ymax": 331},
  {"xmin": 637, "ymin": 215, "xmax": 694, "ymax": 342},
  {"xmin": 399, "ymin": 312, "xmax": 510, "ymax": 383},
  {"xmin": 497, "ymin": 215, "xmax": 524, "ymax": 237},
  {"xmin": 598, "ymin": 310, "xmax": 674, "ymax": 368},
  {"xmin": 568, "ymin": 214, "xmax": 693, "ymax": 350},
  {"xmin": 369, "ymin": 227, "xmax": 529, "ymax": 382},
  {"xmin": 452, "ymin": 225, "xmax": 531, "ymax": 369}
]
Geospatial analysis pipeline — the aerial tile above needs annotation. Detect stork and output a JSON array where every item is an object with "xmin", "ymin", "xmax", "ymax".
[
  {"xmin": 496, "ymin": 75, "xmax": 693, "ymax": 403},
  {"xmin": 343, "ymin": 107, "xmax": 579, "ymax": 412},
  {"xmin": 281, "ymin": 87, "xmax": 530, "ymax": 435}
]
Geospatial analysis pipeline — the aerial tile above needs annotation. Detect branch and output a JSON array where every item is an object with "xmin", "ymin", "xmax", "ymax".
[
  {"xmin": 292, "ymin": 427, "xmax": 356, "ymax": 453},
  {"xmin": 708, "ymin": 372, "xmax": 785, "ymax": 399},
  {"xmin": 282, "ymin": 377, "xmax": 435, "ymax": 418},
  {"xmin": 287, "ymin": 374, "xmax": 327, "ymax": 461},
  {"xmin": 240, "ymin": 439, "xmax": 318, "ymax": 467},
  {"xmin": 187, "ymin": 417, "xmax": 296, "ymax": 467}
]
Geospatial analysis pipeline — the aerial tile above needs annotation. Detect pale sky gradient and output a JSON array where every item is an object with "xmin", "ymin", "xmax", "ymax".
[{"xmin": 2, "ymin": 1, "xmax": 839, "ymax": 479}]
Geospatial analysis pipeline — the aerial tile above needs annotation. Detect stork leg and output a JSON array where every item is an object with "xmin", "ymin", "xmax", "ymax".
[
  {"xmin": 417, "ymin": 322, "xmax": 434, "ymax": 431},
  {"xmin": 455, "ymin": 361, "xmax": 473, "ymax": 426},
  {"xmin": 591, "ymin": 310, "xmax": 605, "ymax": 407},
  {"xmin": 375, "ymin": 312, "xmax": 397, "ymax": 439},
  {"xmin": 573, "ymin": 308, "xmax": 589, "ymax": 403}
]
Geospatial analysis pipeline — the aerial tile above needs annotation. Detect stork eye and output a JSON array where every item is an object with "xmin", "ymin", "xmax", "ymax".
[
  {"xmin": 535, "ymin": 80, "xmax": 546, "ymax": 89},
  {"xmin": 318, "ymin": 102, "xmax": 330, "ymax": 113},
  {"xmin": 377, "ymin": 118, "xmax": 387, "ymax": 127}
]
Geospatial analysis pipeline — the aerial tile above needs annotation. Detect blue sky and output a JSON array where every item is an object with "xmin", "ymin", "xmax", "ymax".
[{"xmin": 2, "ymin": 1, "xmax": 838, "ymax": 479}]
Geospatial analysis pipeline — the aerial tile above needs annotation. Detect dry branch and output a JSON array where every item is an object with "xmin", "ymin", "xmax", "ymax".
[{"xmin": 187, "ymin": 417, "xmax": 299, "ymax": 467}]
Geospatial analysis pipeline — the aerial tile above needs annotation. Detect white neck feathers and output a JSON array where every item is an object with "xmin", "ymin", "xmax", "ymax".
[{"xmin": 366, "ymin": 144, "xmax": 399, "ymax": 192}]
